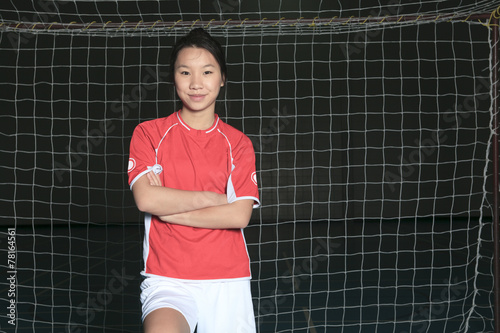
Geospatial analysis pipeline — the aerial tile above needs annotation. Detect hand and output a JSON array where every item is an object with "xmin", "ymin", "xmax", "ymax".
[{"xmin": 147, "ymin": 171, "xmax": 162, "ymax": 187}]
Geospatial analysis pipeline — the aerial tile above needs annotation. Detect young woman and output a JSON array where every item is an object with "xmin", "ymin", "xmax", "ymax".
[{"xmin": 127, "ymin": 28, "xmax": 260, "ymax": 333}]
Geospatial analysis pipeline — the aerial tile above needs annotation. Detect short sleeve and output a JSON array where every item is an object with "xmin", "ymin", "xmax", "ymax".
[
  {"xmin": 128, "ymin": 123, "xmax": 157, "ymax": 189},
  {"xmin": 226, "ymin": 135, "xmax": 260, "ymax": 208}
]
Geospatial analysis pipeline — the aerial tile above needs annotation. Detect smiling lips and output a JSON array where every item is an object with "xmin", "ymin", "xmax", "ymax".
[{"xmin": 189, "ymin": 94, "xmax": 206, "ymax": 101}]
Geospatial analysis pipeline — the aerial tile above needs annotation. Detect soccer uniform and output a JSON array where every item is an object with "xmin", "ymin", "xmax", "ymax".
[{"xmin": 128, "ymin": 111, "xmax": 260, "ymax": 332}]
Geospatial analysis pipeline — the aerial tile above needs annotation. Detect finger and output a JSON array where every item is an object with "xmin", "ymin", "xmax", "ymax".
[
  {"xmin": 146, "ymin": 171, "xmax": 157, "ymax": 186},
  {"xmin": 150, "ymin": 171, "xmax": 162, "ymax": 186}
]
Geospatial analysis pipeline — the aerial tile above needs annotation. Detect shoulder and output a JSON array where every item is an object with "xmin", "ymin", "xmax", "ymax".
[
  {"xmin": 218, "ymin": 119, "xmax": 252, "ymax": 145},
  {"xmin": 218, "ymin": 119, "xmax": 255, "ymax": 154},
  {"xmin": 133, "ymin": 113, "xmax": 178, "ymax": 137}
]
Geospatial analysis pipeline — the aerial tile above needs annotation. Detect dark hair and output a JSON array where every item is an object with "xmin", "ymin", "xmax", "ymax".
[{"xmin": 170, "ymin": 28, "xmax": 227, "ymax": 83}]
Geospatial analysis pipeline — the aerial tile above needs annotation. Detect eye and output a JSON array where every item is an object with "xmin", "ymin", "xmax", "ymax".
[
  {"xmin": 204, "ymin": 70, "xmax": 213, "ymax": 75},
  {"xmin": 180, "ymin": 71, "xmax": 190, "ymax": 76}
]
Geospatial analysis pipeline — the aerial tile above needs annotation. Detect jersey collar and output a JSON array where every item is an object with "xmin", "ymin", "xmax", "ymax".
[{"xmin": 176, "ymin": 111, "xmax": 220, "ymax": 134}]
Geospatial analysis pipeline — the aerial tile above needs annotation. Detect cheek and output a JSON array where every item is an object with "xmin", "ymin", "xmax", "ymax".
[
  {"xmin": 173, "ymin": 84, "xmax": 181, "ymax": 97},
  {"xmin": 211, "ymin": 79, "xmax": 223, "ymax": 92},
  {"xmin": 174, "ymin": 80, "xmax": 187, "ymax": 94}
]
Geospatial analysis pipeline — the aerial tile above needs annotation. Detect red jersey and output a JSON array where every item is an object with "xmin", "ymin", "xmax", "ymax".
[{"xmin": 128, "ymin": 111, "xmax": 260, "ymax": 280}]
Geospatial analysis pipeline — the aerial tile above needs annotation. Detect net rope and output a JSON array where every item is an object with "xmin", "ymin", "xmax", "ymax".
[{"xmin": 0, "ymin": 3, "xmax": 499, "ymax": 333}]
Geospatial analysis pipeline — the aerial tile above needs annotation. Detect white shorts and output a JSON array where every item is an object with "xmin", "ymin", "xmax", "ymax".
[{"xmin": 140, "ymin": 275, "xmax": 256, "ymax": 333}]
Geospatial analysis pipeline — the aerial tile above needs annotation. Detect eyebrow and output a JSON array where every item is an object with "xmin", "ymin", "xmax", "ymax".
[{"xmin": 176, "ymin": 64, "xmax": 216, "ymax": 69}]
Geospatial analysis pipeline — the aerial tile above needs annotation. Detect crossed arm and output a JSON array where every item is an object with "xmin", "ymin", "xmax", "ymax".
[{"xmin": 131, "ymin": 172, "xmax": 254, "ymax": 229}]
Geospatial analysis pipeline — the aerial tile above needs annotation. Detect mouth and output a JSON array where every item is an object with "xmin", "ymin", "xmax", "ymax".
[{"xmin": 188, "ymin": 94, "xmax": 206, "ymax": 102}]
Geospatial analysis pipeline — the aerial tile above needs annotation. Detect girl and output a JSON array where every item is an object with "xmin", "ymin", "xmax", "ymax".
[{"xmin": 128, "ymin": 28, "xmax": 260, "ymax": 333}]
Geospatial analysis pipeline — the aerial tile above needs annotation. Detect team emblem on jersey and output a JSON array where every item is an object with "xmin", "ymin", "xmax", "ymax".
[
  {"xmin": 128, "ymin": 158, "xmax": 136, "ymax": 172},
  {"xmin": 251, "ymin": 171, "xmax": 258, "ymax": 186}
]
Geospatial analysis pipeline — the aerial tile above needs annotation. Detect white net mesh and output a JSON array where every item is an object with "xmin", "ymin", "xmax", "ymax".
[{"xmin": 0, "ymin": 1, "xmax": 499, "ymax": 332}]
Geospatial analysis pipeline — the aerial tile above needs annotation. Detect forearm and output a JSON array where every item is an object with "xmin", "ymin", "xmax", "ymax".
[
  {"xmin": 140, "ymin": 187, "xmax": 221, "ymax": 216},
  {"xmin": 159, "ymin": 199, "xmax": 254, "ymax": 229},
  {"xmin": 132, "ymin": 173, "xmax": 226, "ymax": 216}
]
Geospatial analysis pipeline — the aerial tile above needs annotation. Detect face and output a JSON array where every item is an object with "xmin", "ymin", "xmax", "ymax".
[{"xmin": 174, "ymin": 47, "xmax": 225, "ymax": 116}]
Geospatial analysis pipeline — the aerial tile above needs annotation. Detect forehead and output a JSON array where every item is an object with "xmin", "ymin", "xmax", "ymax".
[{"xmin": 175, "ymin": 47, "xmax": 219, "ymax": 67}]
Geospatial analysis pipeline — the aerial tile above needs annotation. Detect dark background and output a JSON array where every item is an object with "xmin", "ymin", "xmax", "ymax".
[{"xmin": 0, "ymin": 1, "xmax": 499, "ymax": 332}]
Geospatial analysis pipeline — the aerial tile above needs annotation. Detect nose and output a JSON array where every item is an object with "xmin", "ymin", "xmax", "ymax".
[{"xmin": 189, "ymin": 73, "xmax": 203, "ymax": 90}]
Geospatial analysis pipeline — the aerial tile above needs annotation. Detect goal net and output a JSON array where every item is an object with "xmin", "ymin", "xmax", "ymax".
[{"xmin": 0, "ymin": 2, "xmax": 499, "ymax": 333}]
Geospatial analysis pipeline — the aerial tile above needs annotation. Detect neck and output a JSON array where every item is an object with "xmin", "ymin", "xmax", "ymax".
[{"xmin": 180, "ymin": 109, "xmax": 216, "ymax": 130}]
